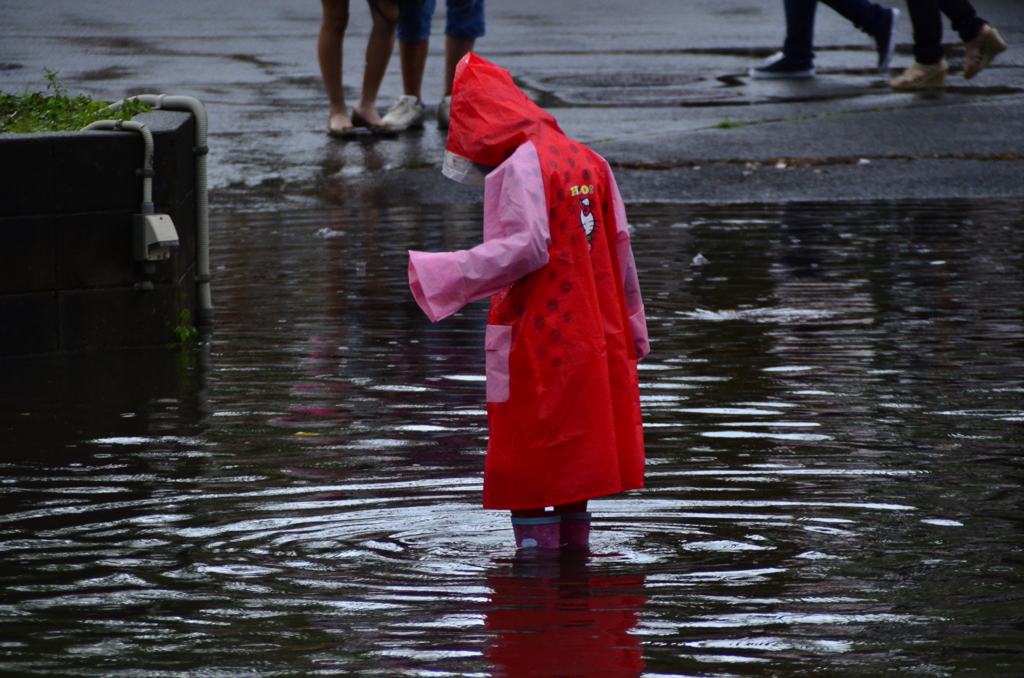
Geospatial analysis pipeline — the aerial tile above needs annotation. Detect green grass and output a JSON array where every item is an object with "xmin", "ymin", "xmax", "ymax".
[
  {"xmin": 0, "ymin": 69, "xmax": 149, "ymax": 133},
  {"xmin": 714, "ymin": 117, "xmax": 746, "ymax": 130}
]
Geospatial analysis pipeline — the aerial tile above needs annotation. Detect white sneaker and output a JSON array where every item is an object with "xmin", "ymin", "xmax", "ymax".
[
  {"xmin": 381, "ymin": 95, "xmax": 426, "ymax": 132},
  {"xmin": 437, "ymin": 95, "xmax": 451, "ymax": 130}
]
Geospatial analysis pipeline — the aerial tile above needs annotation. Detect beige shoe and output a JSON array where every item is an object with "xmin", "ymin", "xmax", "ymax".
[
  {"xmin": 890, "ymin": 59, "xmax": 948, "ymax": 90},
  {"xmin": 963, "ymin": 25, "xmax": 1007, "ymax": 80}
]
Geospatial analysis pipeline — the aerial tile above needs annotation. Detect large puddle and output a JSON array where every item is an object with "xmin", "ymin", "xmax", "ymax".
[{"xmin": 2, "ymin": 199, "xmax": 1023, "ymax": 676}]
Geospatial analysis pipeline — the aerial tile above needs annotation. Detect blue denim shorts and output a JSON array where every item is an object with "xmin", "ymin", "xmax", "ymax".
[{"xmin": 397, "ymin": 0, "xmax": 485, "ymax": 44}]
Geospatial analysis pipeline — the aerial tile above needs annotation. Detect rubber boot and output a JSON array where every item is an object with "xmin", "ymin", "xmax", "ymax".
[
  {"xmin": 559, "ymin": 512, "xmax": 592, "ymax": 549},
  {"xmin": 511, "ymin": 514, "xmax": 561, "ymax": 549}
]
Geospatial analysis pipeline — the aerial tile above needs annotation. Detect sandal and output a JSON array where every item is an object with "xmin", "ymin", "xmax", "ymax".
[
  {"xmin": 327, "ymin": 125, "xmax": 361, "ymax": 139},
  {"xmin": 350, "ymin": 109, "xmax": 378, "ymax": 128},
  {"xmin": 327, "ymin": 111, "xmax": 362, "ymax": 139},
  {"xmin": 350, "ymin": 108, "xmax": 399, "ymax": 137}
]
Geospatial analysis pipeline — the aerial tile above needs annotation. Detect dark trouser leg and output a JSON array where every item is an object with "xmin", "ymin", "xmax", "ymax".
[
  {"xmin": 782, "ymin": 0, "xmax": 818, "ymax": 63},
  {"xmin": 820, "ymin": 0, "xmax": 887, "ymax": 35},
  {"xmin": 936, "ymin": 0, "xmax": 986, "ymax": 42},
  {"xmin": 906, "ymin": 0, "xmax": 945, "ymax": 64}
]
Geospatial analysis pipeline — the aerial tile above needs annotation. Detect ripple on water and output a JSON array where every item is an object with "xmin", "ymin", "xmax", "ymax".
[{"xmin": 1, "ymin": 200, "xmax": 1023, "ymax": 676}]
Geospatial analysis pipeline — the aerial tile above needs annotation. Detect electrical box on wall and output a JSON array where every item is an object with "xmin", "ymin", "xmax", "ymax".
[{"xmin": 134, "ymin": 213, "xmax": 179, "ymax": 262}]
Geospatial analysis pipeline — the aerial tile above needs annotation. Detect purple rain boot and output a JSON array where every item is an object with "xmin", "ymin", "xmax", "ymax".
[
  {"xmin": 511, "ymin": 514, "xmax": 561, "ymax": 549},
  {"xmin": 559, "ymin": 512, "xmax": 592, "ymax": 549}
]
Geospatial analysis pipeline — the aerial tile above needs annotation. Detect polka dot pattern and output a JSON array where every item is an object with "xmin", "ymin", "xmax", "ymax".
[{"xmin": 489, "ymin": 133, "xmax": 621, "ymax": 387}]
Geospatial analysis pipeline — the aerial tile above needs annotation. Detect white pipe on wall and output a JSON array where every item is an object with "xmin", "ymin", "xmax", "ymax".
[
  {"xmin": 81, "ymin": 119, "xmax": 156, "ymax": 211},
  {"xmin": 109, "ymin": 95, "xmax": 213, "ymax": 325}
]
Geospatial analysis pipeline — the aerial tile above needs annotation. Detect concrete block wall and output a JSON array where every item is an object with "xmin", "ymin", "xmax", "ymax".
[{"xmin": 0, "ymin": 111, "xmax": 197, "ymax": 356}]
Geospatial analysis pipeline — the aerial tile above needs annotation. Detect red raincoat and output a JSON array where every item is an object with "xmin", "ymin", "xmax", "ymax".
[{"xmin": 409, "ymin": 54, "xmax": 648, "ymax": 510}]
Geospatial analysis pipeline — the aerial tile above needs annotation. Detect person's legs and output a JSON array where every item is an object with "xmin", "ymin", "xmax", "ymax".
[
  {"xmin": 353, "ymin": 1, "xmax": 397, "ymax": 126},
  {"xmin": 782, "ymin": 0, "xmax": 818, "ymax": 63},
  {"xmin": 936, "ymin": 0, "xmax": 985, "ymax": 43},
  {"xmin": 820, "ymin": 0, "xmax": 899, "ymax": 71},
  {"xmin": 443, "ymin": 0, "xmax": 484, "ymax": 94},
  {"xmin": 395, "ymin": 0, "xmax": 434, "ymax": 99},
  {"xmin": 751, "ymin": 0, "xmax": 817, "ymax": 78},
  {"xmin": 443, "ymin": 36, "xmax": 474, "ymax": 96},
  {"xmin": 318, "ymin": 0, "xmax": 352, "ymax": 133},
  {"xmin": 368, "ymin": 0, "xmax": 401, "ymax": 22},
  {"xmin": 891, "ymin": 2, "xmax": 949, "ymax": 89},
  {"xmin": 437, "ymin": 36, "xmax": 472, "ymax": 129},
  {"xmin": 820, "ymin": 0, "xmax": 885, "ymax": 34},
  {"xmin": 376, "ymin": 0, "xmax": 432, "ymax": 130},
  {"xmin": 438, "ymin": 0, "xmax": 484, "ymax": 127},
  {"xmin": 399, "ymin": 38, "xmax": 429, "ymax": 100},
  {"xmin": 905, "ymin": 0, "xmax": 945, "ymax": 65},
  {"xmin": 935, "ymin": 0, "xmax": 1006, "ymax": 80}
]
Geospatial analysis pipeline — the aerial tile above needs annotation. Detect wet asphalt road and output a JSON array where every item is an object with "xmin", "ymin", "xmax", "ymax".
[{"xmin": 1, "ymin": 0, "xmax": 1021, "ymax": 204}]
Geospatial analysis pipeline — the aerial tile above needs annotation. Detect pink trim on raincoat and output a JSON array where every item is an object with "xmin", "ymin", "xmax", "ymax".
[
  {"xmin": 409, "ymin": 142, "xmax": 649, "ymax": 358},
  {"xmin": 409, "ymin": 142, "xmax": 550, "ymax": 322}
]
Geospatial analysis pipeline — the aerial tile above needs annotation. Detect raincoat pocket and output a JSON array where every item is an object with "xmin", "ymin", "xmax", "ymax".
[{"xmin": 484, "ymin": 324, "xmax": 512, "ymax": 403}]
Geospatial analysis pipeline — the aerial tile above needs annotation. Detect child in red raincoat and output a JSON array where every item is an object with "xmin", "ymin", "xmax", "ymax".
[{"xmin": 408, "ymin": 54, "xmax": 649, "ymax": 550}]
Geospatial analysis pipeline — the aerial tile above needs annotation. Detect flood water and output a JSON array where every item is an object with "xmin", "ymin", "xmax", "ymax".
[{"xmin": 2, "ymin": 198, "xmax": 1023, "ymax": 677}]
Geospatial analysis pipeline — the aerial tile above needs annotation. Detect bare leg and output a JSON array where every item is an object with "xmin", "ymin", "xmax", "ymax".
[
  {"xmin": 443, "ymin": 36, "xmax": 475, "ymax": 96},
  {"xmin": 400, "ymin": 38, "xmax": 429, "ymax": 100},
  {"xmin": 318, "ymin": 0, "xmax": 352, "ymax": 132},
  {"xmin": 353, "ymin": 2, "xmax": 397, "ymax": 126},
  {"xmin": 373, "ymin": 0, "xmax": 401, "ymax": 22}
]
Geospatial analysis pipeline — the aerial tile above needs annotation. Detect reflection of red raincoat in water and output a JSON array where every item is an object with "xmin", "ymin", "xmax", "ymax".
[
  {"xmin": 486, "ymin": 570, "xmax": 646, "ymax": 677},
  {"xmin": 408, "ymin": 54, "xmax": 648, "ymax": 510}
]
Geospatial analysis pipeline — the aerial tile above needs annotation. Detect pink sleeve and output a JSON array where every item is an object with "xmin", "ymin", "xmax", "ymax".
[
  {"xmin": 408, "ymin": 142, "xmax": 550, "ymax": 322},
  {"xmin": 603, "ymin": 158, "xmax": 650, "ymax": 359}
]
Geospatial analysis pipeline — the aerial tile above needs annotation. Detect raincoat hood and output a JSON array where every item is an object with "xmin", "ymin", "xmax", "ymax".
[{"xmin": 443, "ymin": 53, "xmax": 564, "ymax": 184}]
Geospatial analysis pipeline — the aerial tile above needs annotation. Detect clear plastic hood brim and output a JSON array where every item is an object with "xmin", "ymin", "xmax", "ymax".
[{"xmin": 442, "ymin": 150, "xmax": 490, "ymax": 185}]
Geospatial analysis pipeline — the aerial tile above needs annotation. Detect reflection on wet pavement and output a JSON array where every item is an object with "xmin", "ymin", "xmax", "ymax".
[{"xmin": 1, "ymin": 199, "xmax": 1023, "ymax": 676}]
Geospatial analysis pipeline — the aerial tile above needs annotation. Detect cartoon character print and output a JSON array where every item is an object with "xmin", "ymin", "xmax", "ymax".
[{"xmin": 580, "ymin": 197, "xmax": 596, "ymax": 252}]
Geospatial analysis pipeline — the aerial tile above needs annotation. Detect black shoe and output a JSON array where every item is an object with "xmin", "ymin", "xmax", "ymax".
[
  {"xmin": 874, "ymin": 8, "xmax": 899, "ymax": 71},
  {"xmin": 750, "ymin": 52, "xmax": 814, "ymax": 79}
]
